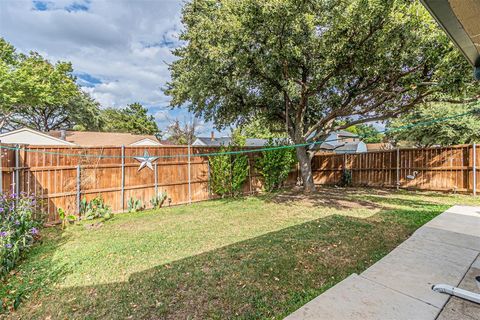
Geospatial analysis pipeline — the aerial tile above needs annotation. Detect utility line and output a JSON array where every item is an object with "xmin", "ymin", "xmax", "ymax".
[{"xmin": 0, "ymin": 109, "xmax": 478, "ymax": 159}]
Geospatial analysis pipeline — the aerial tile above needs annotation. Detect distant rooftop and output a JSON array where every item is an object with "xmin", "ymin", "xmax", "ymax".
[
  {"xmin": 334, "ymin": 130, "xmax": 358, "ymax": 138},
  {"xmin": 48, "ymin": 131, "xmax": 170, "ymax": 147}
]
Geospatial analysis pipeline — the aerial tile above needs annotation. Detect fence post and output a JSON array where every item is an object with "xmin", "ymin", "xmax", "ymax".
[
  {"xmin": 396, "ymin": 148, "xmax": 400, "ymax": 190},
  {"xmin": 207, "ymin": 159, "xmax": 211, "ymax": 199},
  {"xmin": 76, "ymin": 164, "xmax": 81, "ymax": 214},
  {"xmin": 121, "ymin": 145, "xmax": 125, "ymax": 212},
  {"xmin": 248, "ymin": 158, "xmax": 253, "ymax": 194},
  {"xmin": 188, "ymin": 143, "xmax": 192, "ymax": 204},
  {"xmin": 154, "ymin": 162, "xmax": 158, "ymax": 196},
  {"xmin": 14, "ymin": 145, "xmax": 20, "ymax": 200},
  {"xmin": 473, "ymin": 143, "xmax": 477, "ymax": 196}
]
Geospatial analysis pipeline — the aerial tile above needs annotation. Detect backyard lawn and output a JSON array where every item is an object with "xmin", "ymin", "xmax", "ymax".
[{"xmin": 1, "ymin": 187, "xmax": 479, "ymax": 319}]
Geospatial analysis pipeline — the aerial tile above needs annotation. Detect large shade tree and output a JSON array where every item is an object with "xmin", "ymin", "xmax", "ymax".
[
  {"xmin": 166, "ymin": 0, "xmax": 479, "ymax": 191},
  {"xmin": 0, "ymin": 38, "xmax": 99, "ymax": 132}
]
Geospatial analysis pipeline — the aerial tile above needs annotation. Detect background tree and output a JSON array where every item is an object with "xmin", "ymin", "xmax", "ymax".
[
  {"xmin": 0, "ymin": 38, "xmax": 106, "ymax": 132},
  {"xmin": 102, "ymin": 103, "xmax": 159, "ymax": 135},
  {"xmin": 10, "ymin": 53, "xmax": 80, "ymax": 131},
  {"xmin": 10, "ymin": 89, "xmax": 105, "ymax": 132},
  {"xmin": 387, "ymin": 103, "xmax": 480, "ymax": 147},
  {"xmin": 67, "ymin": 92, "xmax": 105, "ymax": 131},
  {"xmin": 166, "ymin": 118, "xmax": 197, "ymax": 144},
  {"xmin": 0, "ymin": 38, "xmax": 21, "ymax": 130},
  {"xmin": 345, "ymin": 124, "xmax": 384, "ymax": 143},
  {"xmin": 240, "ymin": 115, "xmax": 286, "ymax": 139},
  {"xmin": 166, "ymin": 0, "xmax": 478, "ymax": 192}
]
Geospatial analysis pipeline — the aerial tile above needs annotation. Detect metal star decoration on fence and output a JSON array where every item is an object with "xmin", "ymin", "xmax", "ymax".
[{"xmin": 134, "ymin": 150, "xmax": 159, "ymax": 171}]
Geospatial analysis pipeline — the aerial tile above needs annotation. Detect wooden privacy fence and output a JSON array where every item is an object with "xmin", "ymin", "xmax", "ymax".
[
  {"xmin": 312, "ymin": 144, "xmax": 479, "ymax": 194},
  {"xmin": 0, "ymin": 143, "xmax": 478, "ymax": 222},
  {"xmin": 0, "ymin": 144, "xmax": 272, "ymax": 222}
]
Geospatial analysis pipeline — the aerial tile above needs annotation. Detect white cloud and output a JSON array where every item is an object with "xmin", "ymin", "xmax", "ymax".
[
  {"xmin": 0, "ymin": 0, "xmax": 235, "ymax": 136},
  {"xmin": 0, "ymin": 0, "xmax": 190, "ymax": 131}
]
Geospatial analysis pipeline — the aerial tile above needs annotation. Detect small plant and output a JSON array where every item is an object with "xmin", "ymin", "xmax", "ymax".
[
  {"xmin": 127, "ymin": 197, "xmax": 143, "ymax": 213},
  {"xmin": 340, "ymin": 169, "xmax": 353, "ymax": 187},
  {"xmin": 1, "ymin": 192, "xmax": 42, "ymax": 278},
  {"xmin": 150, "ymin": 192, "xmax": 168, "ymax": 209},
  {"xmin": 80, "ymin": 196, "xmax": 112, "ymax": 220},
  {"xmin": 57, "ymin": 208, "xmax": 76, "ymax": 229}
]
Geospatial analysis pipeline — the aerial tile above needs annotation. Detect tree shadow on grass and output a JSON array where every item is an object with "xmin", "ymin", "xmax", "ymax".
[
  {"xmin": 1, "ymin": 227, "xmax": 71, "ymax": 314},
  {"xmin": 9, "ymin": 198, "xmax": 448, "ymax": 320},
  {"xmin": 266, "ymin": 187, "xmax": 459, "ymax": 216},
  {"xmin": 265, "ymin": 188, "xmax": 382, "ymax": 211}
]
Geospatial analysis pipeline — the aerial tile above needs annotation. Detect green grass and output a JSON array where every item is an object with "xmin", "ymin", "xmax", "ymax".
[{"xmin": 1, "ymin": 187, "xmax": 479, "ymax": 319}]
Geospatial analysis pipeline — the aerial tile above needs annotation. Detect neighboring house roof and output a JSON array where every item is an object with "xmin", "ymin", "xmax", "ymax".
[
  {"xmin": 334, "ymin": 130, "xmax": 358, "ymax": 138},
  {"xmin": 193, "ymin": 137, "xmax": 284, "ymax": 147},
  {"xmin": 323, "ymin": 130, "xmax": 359, "ymax": 146},
  {"xmin": 193, "ymin": 137, "xmax": 232, "ymax": 146},
  {"xmin": 48, "ymin": 131, "xmax": 163, "ymax": 147},
  {"xmin": 312, "ymin": 130, "xmax": 361, "ymax": 152},
  {"xmin": 316, "ymin": 141, "xmax": 367, "ymax": 154},
  {"xmin": 317, "ymin": 142, "xmax": 337, "ymax": 150},
  {"xmin": 0, "ymin": 127, "xmax": 75, "ymax": 146},
  {"xmin": 333, "ymin": 142, "xmax": 367, "ymax": 154}
]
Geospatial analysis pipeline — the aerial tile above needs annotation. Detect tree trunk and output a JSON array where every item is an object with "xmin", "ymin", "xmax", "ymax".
[{"xmin": 295, "ymin": 145, "xmax": 316, "ymax": 193}]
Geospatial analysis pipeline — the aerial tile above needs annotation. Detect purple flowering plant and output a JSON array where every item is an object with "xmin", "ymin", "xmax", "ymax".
[{"xmin": 1, "ymin": 192, "xmax": 43, "ymax": 277}]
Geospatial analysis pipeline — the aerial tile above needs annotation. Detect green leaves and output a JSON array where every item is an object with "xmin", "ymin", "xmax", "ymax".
[
  {"xmin": 256, "ymin": 139, "xmax": 296, "ymax": 192},
  {"xmin": 345, "ymin": 124, "xmax": 384, "ymax": 143},
  {"xmin": 208, "ymin": 143, "xmax": 249, "ymax": 198},
  {"xmin": 0, "ymin": 38, "xmax": 90, "ymax": 131},
  {"xmin": 102, "ymin": 103, "xmax": 160, "ymax": 136},
  {"xmin": 387, "ymin": 103, "xmax": 480, "ymax": 147},
  {"xmin": 167, "ymin": 0, "xmax": 477, "ymax": 133}
]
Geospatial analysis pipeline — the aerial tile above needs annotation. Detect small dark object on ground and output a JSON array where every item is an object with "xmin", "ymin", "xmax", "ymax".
[{"xmin": 85, "ymin": 222, "xmax": 104, "ymax": 230}]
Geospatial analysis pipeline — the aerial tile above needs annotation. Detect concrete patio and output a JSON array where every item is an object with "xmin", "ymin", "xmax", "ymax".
[{"xmin": 285, "ymin": 205, "xmax": 480, "ymax": 320}]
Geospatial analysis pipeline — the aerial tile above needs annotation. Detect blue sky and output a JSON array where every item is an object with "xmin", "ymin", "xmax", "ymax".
[{"xmin": 0, "ymin": 0, "xmax": 229, "ymax": 137}]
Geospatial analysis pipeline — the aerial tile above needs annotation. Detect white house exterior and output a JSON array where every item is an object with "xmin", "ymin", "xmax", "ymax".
[
  {"xmin": 48, "ymin": 130, "xmax": 165, "ymax": 147},
  {"xmin": 0, "ymin": 128, "xmax": 166, "ymax": 147},
  {"xmin": 0, "ymin": 128, "xmax": 75, "ymax": 146},
  {"xmin": 129, "ymin": 138, "xmax": 162, "ymax": 146}
]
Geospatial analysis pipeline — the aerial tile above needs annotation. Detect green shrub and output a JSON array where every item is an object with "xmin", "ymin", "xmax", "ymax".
[
  {"xmin": 150, "ymin": 192, "xmax": 168, "ymax": 209},
  {"xmin": 1, "ymin": 192, "xmax": 42, "ymax": 278},
  {"xmin": 127, "ymin": 197, "xmax": 143, "ymax": 213},
  {"xmin": 80, "ymin": 196, "xmax": 112, "ymax": 220},
  {"xmin": 340, "ymin": 169, "xmax": 353, "ymax": 187},
  {"xmin": 256, "ymin": 139, "xmax": 296, "ymax": 192},
  {"xmin": 209, "ymin": 145, "xmax": 249, "ymax": 198}
]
